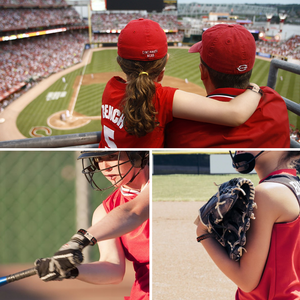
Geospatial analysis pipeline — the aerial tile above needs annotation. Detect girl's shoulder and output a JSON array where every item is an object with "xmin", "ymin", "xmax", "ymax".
[
  {"xmin": 154, "ymin": 83, "xmax": 178, "ymax": 103},
  {"xmin": 256, "ymin": 181, "xmax": 300, "ymax": 223}
]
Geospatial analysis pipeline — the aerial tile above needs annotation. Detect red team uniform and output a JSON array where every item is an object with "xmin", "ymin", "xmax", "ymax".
[
  {"xmin": 102, "ymin": 184, "xmax": 149, "ymax": 300},
  {"xmin": 99, "ymin": 76, "xmax": 176, "ymax": 148},
  {"xmin": 165, "ymin": 86, "xmax": 290, "ymax": 148},
  {"xmin": 236, "ymin": 169, "xmax": 300, "ymax": 299}
]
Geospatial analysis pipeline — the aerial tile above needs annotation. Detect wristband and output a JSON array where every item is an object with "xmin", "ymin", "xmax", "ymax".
[
  {"xmin": 77, "ymin": 229, "xmax": 97, "ymax": 246},
  {"xmin": 247, "ymin": 83, "xmax": 263, "ymax": 96},
  {"xmin": 197, "ymin": 233, "xmax": 213, "ymax": 243}
]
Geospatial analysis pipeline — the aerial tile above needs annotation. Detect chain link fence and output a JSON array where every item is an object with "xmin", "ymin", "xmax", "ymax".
[{"xmin": 0, "ymin": 151, "xmax": 113, "ymax": 264}]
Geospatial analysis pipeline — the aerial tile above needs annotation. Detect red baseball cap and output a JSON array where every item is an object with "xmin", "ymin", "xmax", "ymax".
[
  {"xmin": 117, "ymin": 18, "xmax": 168, "ymax": 61},
  {"xmin": 189, "ymin": 24, "xmax": 256, "ymax": 74}
]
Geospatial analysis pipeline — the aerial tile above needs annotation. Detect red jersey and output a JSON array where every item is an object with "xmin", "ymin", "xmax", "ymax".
[
  {"xmin": 236, "ymin": 169, "xmax": 300, "ymax": 299},
  {"xmin": 165, "ymin": 86, "xmax": 290, "ymax": 148},
  {"xmin": 102, "ymin": 185, "xmax": 149, "ymax": 300},
  {"xmin": 99, "ymin": 76, "xmax": 176, "ymax": 148}
]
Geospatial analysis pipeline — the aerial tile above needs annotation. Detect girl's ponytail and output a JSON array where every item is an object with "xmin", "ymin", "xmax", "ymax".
[{"xmin": 117, "ymin": 55, "xmax": 168, "ymax": 137}]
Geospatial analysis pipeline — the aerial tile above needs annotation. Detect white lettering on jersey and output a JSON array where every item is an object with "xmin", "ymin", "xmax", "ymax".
[{"xmin": 101, "ymin": 104, "xmax": 125, "ymax": 129}]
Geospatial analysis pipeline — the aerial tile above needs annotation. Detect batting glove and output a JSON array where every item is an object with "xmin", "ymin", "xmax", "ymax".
[
  {"xmin": 35, "ymin": 257, "xmax": 80, "ymax": 281},
  {"xmin": 35, "ymin": 229, "xmax": 97, "ymax": 282}
]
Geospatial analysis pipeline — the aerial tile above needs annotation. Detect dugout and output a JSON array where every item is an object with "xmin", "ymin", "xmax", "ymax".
[{"xmin": 153, "ymin": 153, "xmax": 210, "ymax": 175}]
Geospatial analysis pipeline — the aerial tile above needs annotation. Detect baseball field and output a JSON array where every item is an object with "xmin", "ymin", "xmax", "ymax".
[
  {"xmin": 152, "ymin": 173, "xmax": 260, "ymax": 300},
  {"xmin": 0, "ymin": 46, "xmax": 299, "ymax": 141}
]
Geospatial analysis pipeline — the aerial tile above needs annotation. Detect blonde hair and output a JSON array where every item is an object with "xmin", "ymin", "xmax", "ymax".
[{"xmin": 117, "ymin": 55, "xmax": 168, "ymax": 137}]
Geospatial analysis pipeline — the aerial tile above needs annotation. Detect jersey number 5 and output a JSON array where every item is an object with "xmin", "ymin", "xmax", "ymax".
[{"xmin": 103, "ymin": 125, "xmax": 117, "ymax": 148}]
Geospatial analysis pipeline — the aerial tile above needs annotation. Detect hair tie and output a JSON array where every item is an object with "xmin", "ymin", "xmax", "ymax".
[{"xmin": 139, "ymin": 71, "xmax": 149, "ymax": 76}]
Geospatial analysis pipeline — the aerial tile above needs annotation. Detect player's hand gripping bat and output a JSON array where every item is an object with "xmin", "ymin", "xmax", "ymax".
[
  {"xmin": 0, "ymin": 229, "xmax": 97, "ymax": 285},
  {"xmin": 34, "ymin": 229, "xmax": 97, "ymax": 281}
]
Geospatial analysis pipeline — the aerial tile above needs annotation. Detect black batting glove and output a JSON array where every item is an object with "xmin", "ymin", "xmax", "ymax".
[
  {"xmin": 35, "ymin": 229, "xmax": 97, "ymax": 282},
  {"xmin": 34, "ymin": 257, "xmax": 80, "ymax": 281}
]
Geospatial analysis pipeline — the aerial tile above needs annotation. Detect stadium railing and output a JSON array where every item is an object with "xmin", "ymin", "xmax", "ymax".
[
  {"xmin": 0, "ymin": 59, "xmax": 299, "ymax": 148},
  {"xmin": 267, "ymin": 59, "xmax": 300, "ymax": 148}
]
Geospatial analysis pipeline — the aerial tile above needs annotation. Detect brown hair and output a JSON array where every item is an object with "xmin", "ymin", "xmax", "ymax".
[
  {"xmin": 201, "ymin": 58, "xmax": 252, "ymax": 89},
  {"xmin": 281, "ymin": 151, "xmax": 300, "ymax": 170},
  {"xmin": 117, "ymin": 55, "xmax": 168, "ymax": 137}
]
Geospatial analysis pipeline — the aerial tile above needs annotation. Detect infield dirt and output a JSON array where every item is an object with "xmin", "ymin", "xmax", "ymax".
[{"xmin": 153, "ymin": 201, "xmax": 237, "ymax": 300}]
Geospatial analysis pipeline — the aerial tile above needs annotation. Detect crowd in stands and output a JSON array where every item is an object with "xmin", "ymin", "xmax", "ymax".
[
  {"xmin": 290, "ymin": 127, "xmax": 300, "ymax": 143},
  {"xmin": 256, "ymin": 35, "xmax": 300, "ymax": 60},
  {"xmin": 0, "ymin": 7, "xmax": 85, "ymax": 31},
  {"xmin": 92, "ymin": 32, "xmax": 183, "ymax": 43},
  {"xmin": 0, "ymin": 0, "xmax": 68, "ymax": 8},
  {"xmin": 0, "ymin": 32, "xmax": 88, "ymax": 98},
  {"xmin": 92, "ymin": 12, "xmax": 179, "ymax": 33},
  {"xmin": 149, "ymin": 13, "xmax": 178, "ymax": 31}
]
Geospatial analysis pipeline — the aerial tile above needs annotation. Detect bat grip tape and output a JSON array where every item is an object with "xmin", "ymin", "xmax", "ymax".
[{"xmin": 6, "ymin": 268, "xmax": 37, "ymax": 283}]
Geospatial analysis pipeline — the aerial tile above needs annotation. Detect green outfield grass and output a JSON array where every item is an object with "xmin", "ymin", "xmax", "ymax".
[
  {"xmin": 152, "ymin": 173, "xmax": 260, "ymax": 202},
  {"xmin": 16, "ymin": 48, "xmax": 300, "ymax": 138}
]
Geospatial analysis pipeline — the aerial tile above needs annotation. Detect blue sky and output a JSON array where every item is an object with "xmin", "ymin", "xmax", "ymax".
[{"xmin": 177, "ymin": 0, "xmax": 300, "ymax": 4}]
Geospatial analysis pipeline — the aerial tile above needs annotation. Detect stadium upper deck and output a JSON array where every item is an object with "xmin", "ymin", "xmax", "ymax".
[
  {"xmin": 178, "ymin": 3, "xmax": 277, "ymax": 17},
  {"xmin": 0, "ymin": 0, "xmax": 68, "ymax": 7}
]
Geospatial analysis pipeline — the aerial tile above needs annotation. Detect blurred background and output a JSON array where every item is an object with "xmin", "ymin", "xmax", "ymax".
[{"xmin": 0, "ymin": 150, "xmax": 134, "ymax": 300}]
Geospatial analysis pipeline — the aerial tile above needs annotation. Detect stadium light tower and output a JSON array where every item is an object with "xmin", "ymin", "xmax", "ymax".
[
  {"xmin": 265, "ymin": 14, "xmax": 273, "ymax": 32},
  {"xmin": 279, "ymin": 13, "xmax": 287, "ymax": 33}
]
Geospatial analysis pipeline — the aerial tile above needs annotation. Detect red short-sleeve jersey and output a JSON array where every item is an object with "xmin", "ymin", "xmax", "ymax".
[
  {"xmin": 102, "ymin": 185, "xmax": 149, "ymax": 300},
  {"xmin": 99, "ymin": 76, "xmax": 176, "ymax": 148},
  {"xmin": 165, "ymin": 86, "xmax": 290, "ymax": 148}
]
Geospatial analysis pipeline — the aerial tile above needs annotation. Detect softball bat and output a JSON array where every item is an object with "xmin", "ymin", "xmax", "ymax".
[{"xmin": 0, "ymin": 267, "xmax": 37, "ymax": 287}]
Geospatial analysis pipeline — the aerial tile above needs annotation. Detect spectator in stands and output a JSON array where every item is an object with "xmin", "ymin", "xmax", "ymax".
[
  {"xmin": 255, "ymin": 35, "xmax": 300, "ymax": 60},
  {"xmin": 165, "ymin": 24, "xmax": 290, "ymax": 148},
  {"xmin": 0, "ymin": 32, "xmax": 88, "ymax": 101},
  {"xmin": 99, "ymin": 19, "xmax": 262, "ymax": 148},
  {"xmin": 0, "ymin": 7, "xmax": 85, "ymax": 31}
]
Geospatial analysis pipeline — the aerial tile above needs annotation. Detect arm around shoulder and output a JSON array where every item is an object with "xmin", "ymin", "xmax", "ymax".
[{"xmin": 172, "ymin": 86, "xmax": 261, "ymax": 127}]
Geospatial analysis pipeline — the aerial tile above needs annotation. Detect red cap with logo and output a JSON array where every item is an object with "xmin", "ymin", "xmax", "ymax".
[
  {"xmin": 189, "ymin": 24, "xmax": 256, "ymax": 74},
  {"xmin": 117, "ymin": 18, "xmax": 168, "ymax": 61}
]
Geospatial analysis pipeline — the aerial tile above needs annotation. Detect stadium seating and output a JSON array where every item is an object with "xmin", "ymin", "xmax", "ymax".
[
  {"xmin": 0, "ymin": 32, "xmax": 88, "ymax": 104},
  {"xmin": 0, "ymin": 0, "xmax": 68, "ymax": 8},
  {"xmin": 0, "ymin": 7, "xmax": 86, "ymax": 31},
  {"xmin": 256, "ymin": 35, "xmax": 300, "ymax": 60}
]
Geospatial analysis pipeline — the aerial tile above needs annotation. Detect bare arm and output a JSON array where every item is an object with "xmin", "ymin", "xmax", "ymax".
[
  {"xmin": 195, "ymin": 184, "xmax": 283, "ymax": 292},
  {"xmin": 87, "ymin": 184, "xmax": 149, "ymax": 241},
  {"xmin": 172, "ymin": 86, "xmax": 261, "ymax": 127},
  {"xmin": 76, "ymin": 204, "xmax": 126, "ymax": 285}
]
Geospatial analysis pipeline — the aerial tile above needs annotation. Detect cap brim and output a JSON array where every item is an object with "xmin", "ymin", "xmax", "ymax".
[{"xmin": 188, "ymin": 41, "xmax": 202, "ymax": 53}]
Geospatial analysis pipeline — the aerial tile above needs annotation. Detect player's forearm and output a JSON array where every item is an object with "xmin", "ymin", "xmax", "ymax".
[
  {"xmin": 199, "ymin": 237, "xmax": 259, "ymax": 292},
  {"xmin": 76, "ymin": 261, "xmax": 125, "ymax": 285},
  {"xmin": 228, "ymin": 88, "xmax": 261, "ymax": 126},
  {"xmin": 87, "ymin": 185, "xmax": 149, "ymax": 241}
]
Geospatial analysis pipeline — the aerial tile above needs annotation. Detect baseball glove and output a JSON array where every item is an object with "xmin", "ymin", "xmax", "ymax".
[{"xmin": 197, "ymin": 177, "xmax": 256, "ymax": 261}]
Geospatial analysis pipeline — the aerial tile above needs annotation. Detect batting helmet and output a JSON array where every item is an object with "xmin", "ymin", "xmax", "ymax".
[
  {"xmin": 77, "ymin": 151, "xmax": 149, "ymax": 191},
  {"xmin": 230, "ymin": 151, "xmax": 264, "ymax": 174}
]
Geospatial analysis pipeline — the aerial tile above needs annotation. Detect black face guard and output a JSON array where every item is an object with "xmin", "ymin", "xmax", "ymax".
[
  {"xmin": 78, "ymin": 151, "xmax": 147, "ymax": 191},
  {"xmin": 230, "ymin": 151, "xmax": 264, "ymax": 174}
]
